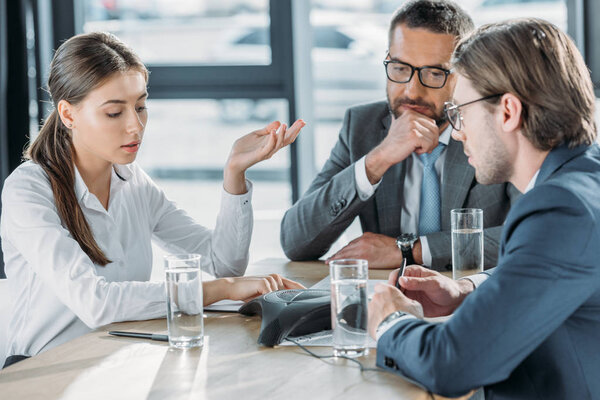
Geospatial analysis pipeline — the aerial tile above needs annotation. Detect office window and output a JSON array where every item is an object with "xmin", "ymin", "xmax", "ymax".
[
  {"xmin": 308, "ymin": 6, "xmax": 388, "ymax": 169},
  {"xmin": 470, "ymin": 0, "xmax": 567, "ymax": 30},
  {"xmin": 137, "ymin": 99, "xmax": 289, "ymax": 175},
  {"xmin": 81, "ymin": 0, "xmax": 272, "ymax": 65}
]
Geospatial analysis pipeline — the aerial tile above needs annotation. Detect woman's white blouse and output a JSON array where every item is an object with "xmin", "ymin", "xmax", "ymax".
[{"xmin": 0, "ymin": 161, "xmax": 253, "ymax": 358}]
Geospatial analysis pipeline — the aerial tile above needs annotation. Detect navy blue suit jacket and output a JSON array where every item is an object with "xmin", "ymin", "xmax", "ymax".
[{"xmin": 376, "ymin": 143, "xmax": 600, "ymax": 399}]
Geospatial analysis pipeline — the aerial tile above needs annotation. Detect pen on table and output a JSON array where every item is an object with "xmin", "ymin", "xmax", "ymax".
[
  {"xmin": 108, "ymin": 331, "xmax": 168, "ymax": 342},
  {"xmin": 395, "ymin": 258, "xmax": 407, "ymax": 290}
]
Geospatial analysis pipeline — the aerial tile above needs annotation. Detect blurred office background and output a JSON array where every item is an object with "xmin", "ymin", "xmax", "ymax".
[{"xmin": 0, "ymin": 0, "xmax": 599, "ymax": 279}]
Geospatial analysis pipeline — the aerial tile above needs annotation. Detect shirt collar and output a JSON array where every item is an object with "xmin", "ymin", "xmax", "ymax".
[
  {"xmin": 110, "ymin": 164, "xmax": 132, "ymax": 197},
  {"xmin": 524, "ymin": 169, "xmax": 540, "ymax": 193},
  {"xmin": 113, "ymin": 163, "xmax": 133, "ymax": 181},
  {"xmin": 73, "ymin": 165, "xmax": 88, "ymax": 202},
  {"xmin": 438, "ymin": 123, "xmax": 452, "ymax": 147}
]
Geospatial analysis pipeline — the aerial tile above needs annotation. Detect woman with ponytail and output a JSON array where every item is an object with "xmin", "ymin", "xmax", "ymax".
[{"xmin": 0, "ymin": 32, "xmax": 305, "ymax": 367}]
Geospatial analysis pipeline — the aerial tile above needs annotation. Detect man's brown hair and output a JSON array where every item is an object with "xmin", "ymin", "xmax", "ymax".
[
  {"xmin": 389, "ymin": 0, "xmax": 474, "ymax": 44},
  {"xmin": 453, "ymin": 18, "xmax": 597, "ymax": 150}
]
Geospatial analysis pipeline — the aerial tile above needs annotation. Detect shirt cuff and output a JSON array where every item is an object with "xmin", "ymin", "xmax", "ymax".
[
  {"xmin": 178, "ymin": 278, "xmax": 202, "ymax": 315},
  {"xmin": 461, "ymin": 272, "xmax": 489, "ymax": 289},
  {"xmin": 376, "ymin": 314, "xmax": 417, "ymax": 341},
  {"xmin": 419, "ymin": 235, "xmax": 432, "ymax": 267},
  {"xmin": 221, "ymin": 179, "xmax": 253, "ymax": 208},
  {"xmin": 354, "ymin": 155, "xmax": 381, "ymax": 201}
]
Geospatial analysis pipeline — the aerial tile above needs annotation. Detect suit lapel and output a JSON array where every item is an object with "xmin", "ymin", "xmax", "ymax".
[{"xmin": 441, "ymin": 138, "xmax": 475, "ymax": 230}]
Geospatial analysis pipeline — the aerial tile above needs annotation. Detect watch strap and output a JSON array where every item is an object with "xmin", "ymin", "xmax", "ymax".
[
  {"xmin": 376, "ymin": 311, "xmax": 415, "ymax": 340},
  {"xmin": 402, "ymin": 246, "xmax": 415, "ymax": 265},
  {"xmin": 397, "ymin": 233, "xmax": 417, "ymax": 266}
]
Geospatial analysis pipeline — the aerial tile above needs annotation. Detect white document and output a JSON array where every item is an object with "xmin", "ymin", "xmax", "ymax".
[
  {"xmin": 310, "ymin": 276, "xmax": 388, "ymax": 298},
  {"xmin": 279, "ymin": 330, "xmax": 377, "ymax": 348},
  {"xmin": 204, "ymin": 299, "xmax": 244, "ymax": 312}
]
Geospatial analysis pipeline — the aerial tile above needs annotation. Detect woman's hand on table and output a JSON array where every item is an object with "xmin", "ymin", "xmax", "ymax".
[{"xmin": 204, "ymin": 274, "xmax": 306, "ymax": 305}]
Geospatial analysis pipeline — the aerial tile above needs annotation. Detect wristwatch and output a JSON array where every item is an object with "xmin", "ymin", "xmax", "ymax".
[
  {"xmin": 376, "ymin": 310, "xmax": 408, "ymax": 339},
  {"xmin": 396, "ymin": 233, "xmax": 418, "ymax": 266}
]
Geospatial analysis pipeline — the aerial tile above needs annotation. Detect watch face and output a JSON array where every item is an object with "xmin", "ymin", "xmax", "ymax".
[{"xmin": 398, "ymin": 233, "xmax": 417, "ymax": 245}]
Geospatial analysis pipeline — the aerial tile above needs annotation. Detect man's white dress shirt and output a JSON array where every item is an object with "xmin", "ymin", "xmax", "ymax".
[
  {"xmin": 355, "ymin": 125, "xmax": 452, "ymax": 266},
  {"xmin": 0, "ymin": 161, "xmax": 253, "ymax": 358}
]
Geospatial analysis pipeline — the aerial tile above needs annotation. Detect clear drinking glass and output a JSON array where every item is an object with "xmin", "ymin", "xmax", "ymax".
[
  {"xmin": 164, "ymin": 254, "xmax": 203, "ymax": 349},
  {"xmin": 329, "ymin": 259, "xmax": 369, "ymax": 358},
  {"xmin": 451, "ymin": 208, "xmax": 484, "ymax": 280}
]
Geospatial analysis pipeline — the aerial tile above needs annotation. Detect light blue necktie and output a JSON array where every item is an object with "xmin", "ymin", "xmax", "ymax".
[{"xmin": 418, "ymin": 143, "xmax": 446, "ymax": 236}]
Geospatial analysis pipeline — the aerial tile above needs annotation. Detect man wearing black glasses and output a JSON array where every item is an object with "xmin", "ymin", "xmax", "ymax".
[{"xmin": 280, "ymin": 0, "xmax": 519, "ymax": 271}]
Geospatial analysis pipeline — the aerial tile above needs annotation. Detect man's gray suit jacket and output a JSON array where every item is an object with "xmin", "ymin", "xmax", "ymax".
[{"xmin": 280, "ymin": 101, "xmax": 520, "ymax": 270}]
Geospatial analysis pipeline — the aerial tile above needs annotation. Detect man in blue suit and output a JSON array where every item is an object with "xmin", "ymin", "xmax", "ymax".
[{"xmin": 367, "ymin": 18, "xmax": 600, "ymax": 399}]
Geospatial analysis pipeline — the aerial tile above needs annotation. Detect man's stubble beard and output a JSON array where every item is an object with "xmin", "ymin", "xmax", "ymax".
[
  {"xmin": 475, "ymin": 117, "xmax": 513, "ymax": 185},
  {"xmin": 386, "ymin": 92, "xmax": 446, "ymax": 126}
]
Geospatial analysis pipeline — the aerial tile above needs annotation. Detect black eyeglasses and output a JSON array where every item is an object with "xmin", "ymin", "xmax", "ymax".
[
  {"xmin": 443, "ymin": 94, "xmax": 503, "ymax": 131},
  {"xmin": 383, "ymin": 55, "xmax": 452, "ymax": 89}
]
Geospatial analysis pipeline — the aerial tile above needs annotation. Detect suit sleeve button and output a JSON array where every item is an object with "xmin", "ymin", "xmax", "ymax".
[{"xmin": 384, "ymin": 357, "xmax": 396, "ymax": 368}]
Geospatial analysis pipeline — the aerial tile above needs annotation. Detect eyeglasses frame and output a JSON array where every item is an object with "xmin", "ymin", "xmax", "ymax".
[
  {"xmin": 443, "ymin": 94, "xmax": 503, "ymax": 131},
  {"xmin": 383, "ymin": 54, "xmax": 453, "ymax": 89}
]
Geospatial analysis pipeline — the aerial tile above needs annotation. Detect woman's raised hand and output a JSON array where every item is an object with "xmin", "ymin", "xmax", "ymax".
[{"xmin": 223, "ymin": 120, "xmax": 305, "ymax": 194}]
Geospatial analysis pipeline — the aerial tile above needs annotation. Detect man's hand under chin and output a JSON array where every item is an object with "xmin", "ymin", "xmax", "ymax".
[{"xmin": 326, "ymin": 232, "xmax": 403, "ymax": 269}]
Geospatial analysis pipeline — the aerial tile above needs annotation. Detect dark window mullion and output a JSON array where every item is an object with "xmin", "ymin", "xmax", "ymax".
[
  {"xmin": 147, "ymin": 86, "xmax": 287, "ymax": 100},
  {"xmin": 567, "ymin": 0, "xmax": 600, "ymax": 97},
  {"xmin": 584, "ymin": 0, "xmax": 600, "ymax": 96},
  {"xmin": 1, "ymin": 0, "xmax": 31, "ymax": 278},
  {"xmin": 270, "ymin": 0, "xmax": 299, "ymax": 201},
  {"xmin": 147, "ymin": 64, "xmax": 282, "ymax": 92},
  {"xmin": 51, "ymin": 0, "xmax": 75, "ymax": 50},
  {"xmin": 0, "ymin": 0, "xmax": 8, "ymax": 278}
]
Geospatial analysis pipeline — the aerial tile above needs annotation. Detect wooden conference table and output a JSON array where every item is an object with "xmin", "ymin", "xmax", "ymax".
[{"xmin": 0, "ymin": 258, "xmax": 467, "ymax": 400}]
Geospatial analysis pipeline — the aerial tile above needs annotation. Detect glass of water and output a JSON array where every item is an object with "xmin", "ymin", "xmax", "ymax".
[
  {"xmin": 165, "ymin": 254, "xmax": 203, "ymax": 349},
  {"xmin": 329, "ymin": 259, "xmax": 368, "ymax": 358},
  {"xmin": 451, "ymin": 208, "xmax": 484, "ymax": 280}
]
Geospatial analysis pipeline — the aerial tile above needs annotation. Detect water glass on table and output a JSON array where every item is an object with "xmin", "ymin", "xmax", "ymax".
[
  {"xmin": 329, "ymin": 259, "xmax": 369, "ymax": 358},
  {"xmin": 164, "ymin": 254, "xmax": 204, "ymax": 349},
  {"xmin": 451, "ymin": 208, "xmax": 484, "ymax": 280}
]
